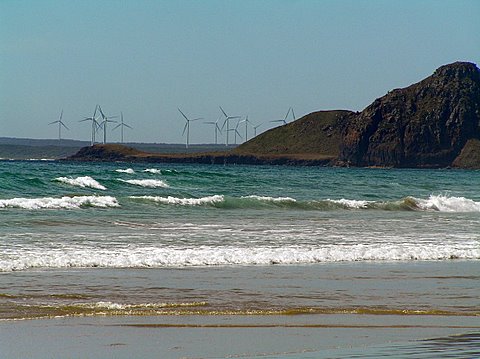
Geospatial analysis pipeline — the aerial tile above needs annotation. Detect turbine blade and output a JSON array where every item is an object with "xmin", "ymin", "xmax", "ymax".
[
  {"xmin": 219, "ymin": 106, "xmax": 228, "ymax": 118},
  {"xmin": 284, "ymin": 108, "xmax": 290, "ymax": 122},
  {"xmin": 178, "ymin": 108, "xmax": 189, "ymax": 121},
  {"xmin": 182, "ymin": 122, "xmax": 188, "ymax": 136},
  {"xmin": 124, "ymin": 124, "xmax": 133, "ymax": 129},
  {"xmin": 112, "ymin": 124, "xmax": 121, "ymax": 131},
  {"xmin": 61, "ymin": 122, "xmax": 69, "ymax": 130},
  {"xmin": 192, "ymin": 117, "xmax": 203, "ymax": 121},
  {"xmin": 291, "ymin": 107, "xmax": 295, "ymax": 120},
  {"xmin": 98, "ymin": 105, "xmax": 106, "ymax": 119},
  {"xmin": 60, "ymin": 109, "xmax": 63, "ymax": 120}
]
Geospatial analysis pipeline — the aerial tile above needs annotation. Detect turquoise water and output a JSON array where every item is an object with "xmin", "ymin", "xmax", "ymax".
[
  {"xmin": 0, "ymin": 160, "xmax": 479, "ymax": 357},
  {"xmin": 1, "ymin": 161, "xmax": 479, "ymax": 271}
]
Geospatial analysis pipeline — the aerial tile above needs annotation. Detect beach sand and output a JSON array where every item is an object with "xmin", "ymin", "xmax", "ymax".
[{"xmin": 2, "ymin": 314, "xmax": 479, "ymax": 358}]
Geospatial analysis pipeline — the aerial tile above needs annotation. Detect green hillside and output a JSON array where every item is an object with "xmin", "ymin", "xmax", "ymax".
[{"xmin": 234, "ymin": 110, "xmax": 352, "ymax": 157}]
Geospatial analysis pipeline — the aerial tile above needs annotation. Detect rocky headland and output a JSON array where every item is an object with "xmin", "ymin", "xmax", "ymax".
[{"xmin": 67, "ymin": 61, "xmax": 480, "ymax": 168}]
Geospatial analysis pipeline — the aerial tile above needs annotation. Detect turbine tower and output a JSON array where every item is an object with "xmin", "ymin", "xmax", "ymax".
[
  {"xmin": 204, "ymin": 116, "xmax": 223, "ymax": 145},
  {"xmin": 239, "ymin": 115, "xmax": 253, "ymax": 142},
  {"xmin": 80, "ymin": 105, "xmax": 101, "ymax": 146},
  {"xmin": 112, "ymin": 112, "xmax": 133, "ymax": 144},
  {"xmin": 178, "ymin": 108, "xmax": 202, "ymax": 149},
  {"xmin": 48, "ymin": 109, "xmax": 69, "ymax": 140},
  {"xmin": 219, "ymin": 106, "xmax": 241, "ymax": 147},
  {"xmin": 98, "ymin": 105, "xmax": 118, "ymax": 144}
]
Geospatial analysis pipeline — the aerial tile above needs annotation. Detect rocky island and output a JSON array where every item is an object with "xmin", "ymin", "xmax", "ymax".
[{"xmin": 67, "ymin": 61, "xmax": 480, "ymax": 169}]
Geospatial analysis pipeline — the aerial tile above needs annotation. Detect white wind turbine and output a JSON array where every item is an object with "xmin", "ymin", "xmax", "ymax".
[
  {"xmin": 112, "ymin": 112, "xmax": 133, "ymax": 144},
  {"xmin": 48, "ymin": 109, "xmax": 69, "ymax": 140},
  {"xmin": 219, "ymin": 106, "xmax": 241, "ymax": 147},
  {"xmin": 178, "ymin": 108, "xmax": 202, "ymax": 149},
  {"xmin": 98, "ymin": 105, "xmax": 118, "ymax": 144},
  {"xmin": 271, "ymin": 107, "xmax": 295, "ymax": 126},
  {"xmin": 228, "ymin": 120, "xmax": 243, "ymax": 145},
  {"xmin": 239, "ymin": 115, "xmax": 253, "ymax": 142},
  {"xmin": 253, "ymin": 123, "xmax": 263, "ymax": 137},
  {"xmin": 204, "ymin": 116, "xmax": 223, "ymax": 145},
  {"xmin": 80, "ymin": 105, "xmax": 101, "ymax": 146}
]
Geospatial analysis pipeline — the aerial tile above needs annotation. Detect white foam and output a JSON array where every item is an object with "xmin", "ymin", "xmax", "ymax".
[
  {"xmin": 55, "ymin": 176, "xmax": 106, "ymax": 190},
  {"xmin": 327, "ymin": 198, "xmax": 373, "ymax": 209},
  {"xmin": 0, "ymin": 196, "xmax": 119, "ymax": 210},
  {"xmin": 130, "ymin": 195, "xmax": 224, "ymax": 206},
  {"xmin": 119, "ymin": 179, "xmax": 169, "ymax": 188},
  {"xmin": 414, "ymin": 195, "xmax": 480, "ymax": 212},
  {"xmin": 143, "ymin": 168, "xmax": 162, "ymax": 174},
  {"xmin": 74, "ymin": 301, "xmax": 206, "ymax": 310},
  {"xmin": 242, "ymin": 195, "xmax": 297, "ymax": 203},
  {"xmin": 115, "ymin": 168, "xmax": 135, "ymax": 174},
  {"xmin": 2, "ymin": 243, "xmax": 478, "ymax": 271}
]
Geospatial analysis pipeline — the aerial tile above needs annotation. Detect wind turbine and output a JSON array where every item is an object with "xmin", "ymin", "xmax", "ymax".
[
  {"xmin": 239, "ymin": 115, "xmax": 253, "ymax": 142},
  {"xmin": 48, "ymin": 109, "xmax": 69, "ymax": 140},
  {"xmin": 219, "ymin": 106, "xmax": 241, "ymax": 147},
  {"xmin": 178, "ymin": 108, "xmax": 202, "ymax": 149},
  {"xmin": 253, "ymin": 123, "xmax": 263, "ymax": 137},
  {"xmin": 112, "ymin": 112, "xmax": 133, "ymax": 144},
  {"xmin": 228, "ymin": 120, "xmax": 243, "ymax": 145},
  {"xmin": 80, "ymin": 105, "xmax": 101, "ymax": 146},
  {"xmin": 271, "ymin": 108, "xmax": 289, "ymax": 126},
  {"xmin": 97, "ymin": 105, "xmax": 118, "ymax": 144},
  {"xmin": 204, "ymin": 116, "xmax": 223, "ymax": 145}
]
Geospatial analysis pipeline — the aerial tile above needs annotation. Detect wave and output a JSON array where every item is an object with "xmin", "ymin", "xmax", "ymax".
[
  {"xmin": 413, "ymin": 195, "xmax": 480, "ymax": 212},
  {"xmin": 130, "ymin": 195, "xmax": 224, "ymax": 206},
  {"xmin": 11, "ymin": 303, "xmax": 476, "ymax": 319},
  {"xmin": 129, "ymin": 194, "xmax": 480, "ymax": 212},
  {"xmin": 55, "ymin": 176, "xmax": 106, "ymax": 190},
  {"xmin": 118, "ymin": 179, "xmax": 169, "ymax": 188},
  {"xmin": 143, "ymin": 168, "xmax": 162, "ymax": 174},
  {"xmin": 0, "ymin": 195, "xmax": 119, "ymax": 210},
  {"xmin": 2, "ymin": 243, "xmax": 478, "ymax": 271},
  {"xmin": 115, "ymin": 168, "xmax": 135, "ymax": 174}
]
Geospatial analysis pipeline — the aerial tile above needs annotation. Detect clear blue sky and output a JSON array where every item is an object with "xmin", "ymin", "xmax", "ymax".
[{"xmin": 1, "ymin": 0, "xmax": 479, "ymax": 144}]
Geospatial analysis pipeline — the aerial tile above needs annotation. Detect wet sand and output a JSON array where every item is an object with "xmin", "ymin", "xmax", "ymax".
[{"xmin": 1, "ymin": 314, "xmax": 479, "ymax": 359}]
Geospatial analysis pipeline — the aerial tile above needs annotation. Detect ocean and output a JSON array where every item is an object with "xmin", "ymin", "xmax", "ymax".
[{"xmin": 0, "ymin": 160, "xmax": 479, "ymax": 357}]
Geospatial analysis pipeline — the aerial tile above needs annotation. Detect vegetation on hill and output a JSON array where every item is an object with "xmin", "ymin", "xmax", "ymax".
[{"xmin": 234, "ymin": 110, "xmax": 352, "ymax": 159}]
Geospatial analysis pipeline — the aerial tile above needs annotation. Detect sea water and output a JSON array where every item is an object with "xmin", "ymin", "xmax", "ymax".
[{"xmin": 0, "ymin": 160, "xmax": 479, "ymax": 357}]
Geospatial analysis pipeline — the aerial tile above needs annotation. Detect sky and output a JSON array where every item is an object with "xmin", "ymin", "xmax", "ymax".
[{"xmin": 1, "ymin": 0, "xmax": 479, "ymax": 145}]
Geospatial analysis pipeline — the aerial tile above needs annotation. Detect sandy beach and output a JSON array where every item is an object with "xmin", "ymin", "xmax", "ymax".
[{"xmin": 2, "ymin": 314, "xmax": 479, "ymax": 358}]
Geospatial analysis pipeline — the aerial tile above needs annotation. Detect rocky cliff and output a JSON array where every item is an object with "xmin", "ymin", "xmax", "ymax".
[{"xmin": 338, "ymin": 62, "xmax": 480, "ymax": 167}]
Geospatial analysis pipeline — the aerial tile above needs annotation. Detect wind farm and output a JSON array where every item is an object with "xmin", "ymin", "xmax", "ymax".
[{"xmin": 39, "ymin": 97, "xmax": 300, "ymax": 152}]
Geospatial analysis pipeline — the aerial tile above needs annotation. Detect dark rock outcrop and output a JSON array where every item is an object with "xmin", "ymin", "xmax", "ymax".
[{"xmin": 338, "ymin": 62, "xmax": 480, "ymax": 167}]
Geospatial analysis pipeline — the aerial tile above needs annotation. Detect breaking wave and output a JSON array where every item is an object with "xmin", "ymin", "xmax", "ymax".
[
  {"xmin": 0, "ymin": 196, "xmax": 119, "ymax": 210},
  {"xmin": 128, "ymin": 194, "xmax": 480, "ymax": 212},
  {"xmin": 413, "ymin": 194, "xmax": 480, "ymax": 212},
  {"xmin": 2, "ymin": 243, "xmax": 478, "ymax": 271},
  {"xmin": 118, "ymin": 179, "xmax": 169, "ymax": 188},
  {"xmin": 55, "ymin": 176, "xmax": 106, "ymax": 190},
  {"xmin": 130, "ymin": 195, "xmax": 224, "ymax": 206},
  {"xmin": 143, "ymin": 168, "xmax": 162, "ymax": 174},
  {"xmin": 115, "ymin": 168, "xmax": 135, "ymax": 174}
]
